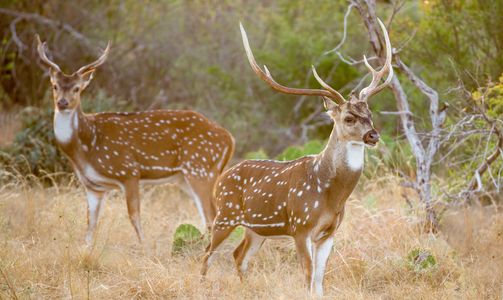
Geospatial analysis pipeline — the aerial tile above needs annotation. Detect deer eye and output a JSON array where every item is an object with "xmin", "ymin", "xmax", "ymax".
[
  {"xmin": 52, "ymin": 85, "xmax": 58, "ymax": 91},
  {"xmin": 344, "ymin": 116, "xmax": 356, "ymax": 124},
  {"xmin": 72, "ymin": 87, "xmax": 80, "ymax": 93}
]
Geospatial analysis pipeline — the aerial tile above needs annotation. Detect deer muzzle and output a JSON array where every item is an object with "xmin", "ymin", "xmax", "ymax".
[
  {"xmin": 363, "ymin": 130, "xmax": 379, "ymax": 146},
  {"xmin": 57, "ymin": 98, "xmax": 69, "ymax": 110}
]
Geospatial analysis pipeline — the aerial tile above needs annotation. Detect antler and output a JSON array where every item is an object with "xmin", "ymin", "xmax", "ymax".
[
  {"xmin": 359, "ymin": 18, "xmax": 394, "ymax": 101},
  {"xmin": 240, "ymin": 23, "xmax": 346, "ymax": 105},
  {"xmin": 76, "ymin": 41, "xmax": 111, "ymax": 75},
  {"xmin": 36, "ymin": 34, "xmax": 62, "ymax": 73}
]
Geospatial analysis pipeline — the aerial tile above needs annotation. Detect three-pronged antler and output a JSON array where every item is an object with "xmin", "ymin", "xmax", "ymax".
[{"xmin": 358, "ymin": 19, "xmax": 394, "ymax": 101}]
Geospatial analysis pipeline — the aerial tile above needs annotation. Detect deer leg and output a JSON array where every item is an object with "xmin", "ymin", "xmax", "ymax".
[
  {"xmin": 294, "ymin": 234, "xmax": 314, "ymax": 292},
  {"xmin": 184, "ymin": 177, "xmax": 216, "ymax": 230},
  {"xmin": 201, "ymin": 225, "xmax": 235, "ymax": 276},
  {"xmin": 312, "ymin": 236, "xmax": 334, "ymax": 296},
  {"xmin": 85, "ymin": 189, "xmax": 105, "ymax": 246},
  {"xmin": 124, "ymin": 180, "xmax": 144, "ymax": 243},
  {"xmin": 233, "ymin": 229, "xmax": 265, "ymax": 280}
]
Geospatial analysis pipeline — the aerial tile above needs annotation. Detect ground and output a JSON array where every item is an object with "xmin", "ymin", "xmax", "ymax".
[{"xmin": 0, "ymin": 175, "xmax": 502, "ymax": 299}]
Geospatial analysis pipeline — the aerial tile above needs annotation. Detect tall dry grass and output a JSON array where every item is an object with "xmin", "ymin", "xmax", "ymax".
[{"xmin": 0, "ymin": 174, "xmax": 501, "ymax": 299}]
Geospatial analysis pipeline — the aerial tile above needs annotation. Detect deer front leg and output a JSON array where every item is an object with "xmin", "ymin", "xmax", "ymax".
[
  {"xmin": 85, "ymin": 189, "xmax": 105, "ymax": 246},
  {"xmin": 233, "ymin": 229, "xmax": 265, "ymax": 280},
  {"xmin": 201, "ymin": 225, "xmax": 235, "ymax": 276},
  {"xmin": 294, "ymin": 234, "xmax": 314, "ymax": 293},
  {"xmin": 124, "ymin": 179, "xmax": 144, "ymax": 243},
  {"xmin": 312, "ymin": 236, "xmax": 334, "ymax": 296}
]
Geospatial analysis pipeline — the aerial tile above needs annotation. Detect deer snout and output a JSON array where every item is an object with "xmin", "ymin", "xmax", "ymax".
[
  {"xmin": 57, "ymin": 98, "xmax": 69, "ymax": 110},
  {"xmin": 363, "ymin": 130, "xmax": 379, "ymax": 146}
]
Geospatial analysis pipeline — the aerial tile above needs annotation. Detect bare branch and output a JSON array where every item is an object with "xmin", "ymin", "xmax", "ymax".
[
  {"xmin": 380, "ymin": 110, "xmax": 413, "ymax": 116},
  {"xmin": 324, "ymin": 3, "xmax": 355, "ymax": 55},
  {"xmin": 0, "ymin": 8, "xmax": 92, "ymax": 49}
]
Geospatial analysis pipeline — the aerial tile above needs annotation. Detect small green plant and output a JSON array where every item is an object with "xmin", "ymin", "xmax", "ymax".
[
  {"xmin": 407, "ymin": 248, "xmax": 437, "ymax": 272},
  {"xmin": 171, "ymin": 224, "xmax": 204, "ymax": 255},
  {"xmin": 229, "ymin": 226, "xmax": 245, "ymax": 242}
]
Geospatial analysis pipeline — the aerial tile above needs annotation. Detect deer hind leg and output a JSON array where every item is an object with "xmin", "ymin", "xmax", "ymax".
[
  {"xmin": 184, "ymin": 177, "xmax": 216, "ymax": 231},
  {"xmin": 294, "ymin": 234, "xmax": 315, "ymax": 293},
  {"xmin": 85, "ymin": 189, "xmax": 105, "ymax": 246},
  {"xmin": 124, "ymin": 179, "xmax": 144, "ymax": 243},
  {"xmin": 233, "ymin": 229, "xmax": 265, "ymax": 280},
  {"xmin": 201, "ymin": 225, "xmax": 235, "ymax": 276},
  {"xmin": 312, "ymin": 236, "xmax": 334, "ymax": 296}
]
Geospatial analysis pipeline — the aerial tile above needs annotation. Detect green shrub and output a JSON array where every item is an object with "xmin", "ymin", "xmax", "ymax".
[
  {"xmin": 276, "ymin": 140, "xmax": 325, "ymax": 161},
  {"xmin": 171, "ymin": 224, "xmax": 204, "ymax": 255},
  {"xmin": 244, "ymin": 149, "xmax": 269, "ymax": 160},
  {"xmin": 229, "ymin": 226, "xmax": 245, "ymax": 242},
  {"xmin": 407, "ymin": 248, "xmax": 437, "ymax": 272},
  {"xmin": 0, "ymin": 106, "xmax": 70, "ymax": 182}
]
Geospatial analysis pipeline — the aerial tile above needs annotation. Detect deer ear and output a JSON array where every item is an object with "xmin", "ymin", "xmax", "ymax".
[
  {"xmin": 323, "ymin": 97, "xmax": 339, "ymax": 112},
  {"xmin": 79, "ymin": 69, "xmax": 95, "ymax": 89}
]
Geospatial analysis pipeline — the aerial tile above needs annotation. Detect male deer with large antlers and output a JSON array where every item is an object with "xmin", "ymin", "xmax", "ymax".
[
  {"xmin": 201, "ymin": 20, "xmax": 393, "ymax": 296},
  {"xmin": 36, "ymin": 36, "xmax": 234, "ymax": 246}
]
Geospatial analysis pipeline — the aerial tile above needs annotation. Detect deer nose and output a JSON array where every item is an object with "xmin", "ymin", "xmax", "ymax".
[
  {"xmin": 363, "ymin": 130, "xmax": 380, "ymax": 145},
  {"xmin": 57, "ymin": 98, "xmax": 69, "ymax": 110}
]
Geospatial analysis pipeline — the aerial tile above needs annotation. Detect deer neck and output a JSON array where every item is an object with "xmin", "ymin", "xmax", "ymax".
[
  {"xmin": 54, "ymin": 105, "xmax": 94, "ymax": 155},
  {"xmin": 315, "ymin": 126, "xmax": 365, "ymax": 180}
]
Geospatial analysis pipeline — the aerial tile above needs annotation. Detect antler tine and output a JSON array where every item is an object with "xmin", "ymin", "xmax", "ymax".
[
  {"xmin": 36, "ymin": 34, "xmax": 62, "ymax": 73},
  {"xmin": 359, "ymin": 18, "xmax": 394, "ymax": 101},
  {"xmin": 76, "ymin": 41, "xmax": 111, "ymax": 75},
  {"xmin": 311, "ymin": 66, "xmax": 346, "ymax": 104},
  {"xmin": 240, "ymin": 23, "xmax": 345, "ymax": 103}
]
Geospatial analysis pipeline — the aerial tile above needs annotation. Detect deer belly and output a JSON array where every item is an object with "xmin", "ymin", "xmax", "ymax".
[
  {"xmin": 73, "ymin": 161, "xmax": 123, "ymax": 192},
  {"xmin": 244, "ymin": 225, "xmax": 290, "ymax": 237}
]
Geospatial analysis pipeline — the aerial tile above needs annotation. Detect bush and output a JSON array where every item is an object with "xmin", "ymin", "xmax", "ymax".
[
  {"xmin": 407, "ymin": 248, "xmax": 437, "ymax": 272},
  {"xmin": 171, "ymin": 224, "xmax": 204, "ymax": 256},
  {"xmin": 276, "ymin": 140, "xmax": 325, "ymax": 161},
  {"xmin": 244, "ymin": 149, "xmax": 269, "ymax": 160},
  {"xmin": 0, "ymin": 106, "xmax": 70, "ymax": 182}
]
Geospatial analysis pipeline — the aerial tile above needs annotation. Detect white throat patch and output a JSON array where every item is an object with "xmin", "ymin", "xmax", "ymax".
[
  {"xmin": 54, "ymin": 110, "xmax": 77, "ymax": 143},
  {"xmin": 345, "ymin": 142, "xmax": 365, "ymax": 171}
]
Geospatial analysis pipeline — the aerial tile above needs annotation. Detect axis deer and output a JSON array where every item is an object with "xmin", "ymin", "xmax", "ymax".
[
  {"xmin": 201, "ymin": 20, "xmax": 393, "ymax": 296},
  {"xmin": 36, "ymin": 36, "xmax": 234, "ymax": 246}
]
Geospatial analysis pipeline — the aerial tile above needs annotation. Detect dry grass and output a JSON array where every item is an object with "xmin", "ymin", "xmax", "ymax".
[
  {"xmin": 0, "ymin": 175, "xmax": 502, "ymax": 299},
  {"xmin": 0, "ymin": 110, "xmax": 20, "ymax": 148}
]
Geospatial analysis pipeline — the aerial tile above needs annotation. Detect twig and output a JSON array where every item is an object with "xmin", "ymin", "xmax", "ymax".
[{"xmin": 0, "ymin": 266, "xmax": 19, "ymax": 300}]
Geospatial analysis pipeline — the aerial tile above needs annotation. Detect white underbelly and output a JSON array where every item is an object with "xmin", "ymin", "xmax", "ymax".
[{"xmin": 139, "ymin": 173, "xmax": 185, "ymax": 186}]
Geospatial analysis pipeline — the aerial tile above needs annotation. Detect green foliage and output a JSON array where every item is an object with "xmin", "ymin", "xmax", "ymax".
[
  {"xmin": 472, "ymin": 74, "xmax": 503, "ymax": 119},
  {"xmin": 229, "ymin": 226, "xmax": 245, "ymax": 243},
  {"xmin": 244, "ymin": 149, "xmax": 269, "ymax": 160},
  {"xmin": 407, "ymin": 248, "xmax": 437, "ymax": 272},
  {"xmin": 402, "ymin": 0, "xmax": 503, "ymax": 89},
  {"xmin": 276, "ymin": 140, "xmax": 324, "ymax": 161},
  {"xmin": 0, "ymin": 106, "xmax": 69, "ymax": 180},
  {"xmin": 171, "ymin": 224, "xmax": 204, "ymax": 255}
]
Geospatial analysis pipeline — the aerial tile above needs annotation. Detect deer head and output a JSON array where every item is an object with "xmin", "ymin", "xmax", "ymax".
[
  {"xmin": 240, "ymin": 19, "xmax": 393, "ymax": 147},
  {"xmin": 36, "ymin": 35, "xmax": 111, "ymax": 112}
]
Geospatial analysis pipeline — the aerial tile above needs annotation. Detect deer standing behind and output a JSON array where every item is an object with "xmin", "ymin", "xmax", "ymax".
[
  {"xmin": 36, "ymin": 36, "xmax": 235, "ymax": 246},
  {"xmin": 201, "ymin": 20, "xmax": 393, "ymax": 296}
]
